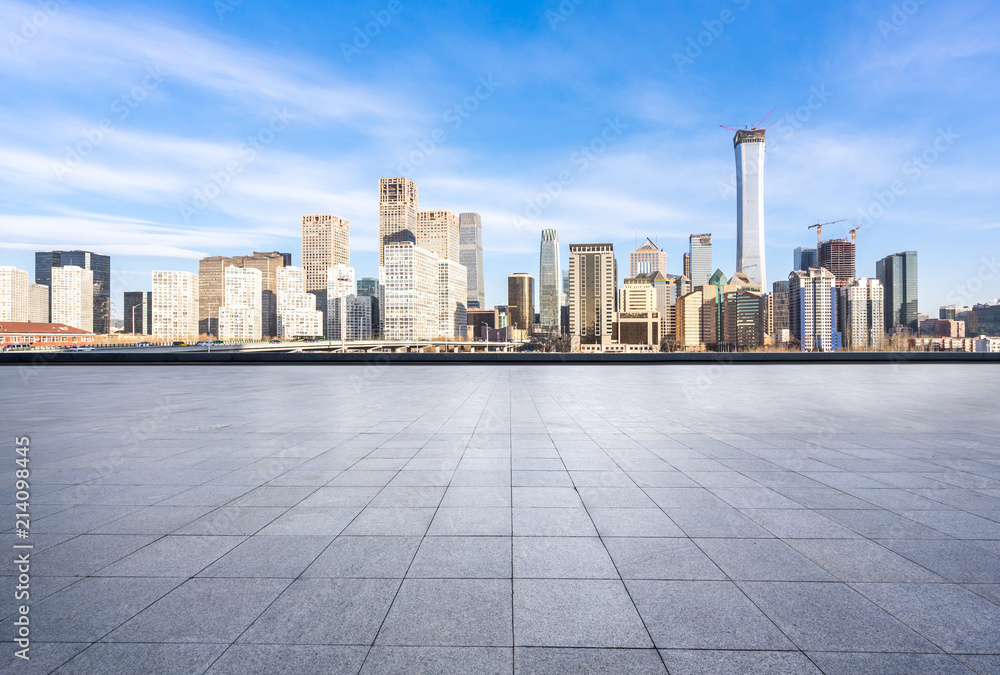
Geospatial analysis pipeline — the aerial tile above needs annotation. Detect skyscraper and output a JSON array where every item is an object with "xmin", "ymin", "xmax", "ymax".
[
  {"xmin": 276, "ymin": 267, "xmax": 323, "ymax": 339},
  {"xmin": 51, "ymin": 266, "xmax": 94, "ymax": 332},
  {"xmin": 569, "ymin": 244, "xmax": 617, "ymax": 345},
  {"xmin": 28, "ymin": 284, "xmax": 49, "ymax": 323},
  {"xmin": 876, "ymin": 251, "xmax": 918, "ymax": 334},
  {"xmin": 417, "ymin": 209, "xmax": 460, "ymax": 262},
  {"xmin": 793, "ymin": 246, "xmax": 818, "ymax": 272},
  {"xmin": 789, "ymin": 267, "xmax": 837, "ymax": 352},
  {"xmin": 819, "ymin": 238, "xmax": 856, "ymax": 287},
  {"xmin": 199, "ymin": 252, "xmax": 289, "ymax": 338},
  {"xmin": 124, "ymin": 291, "xmax": 153, "ymax": 335},
  {"xmin": 539, "ymin": 229, "xmax": 561, "ymax": 335},
  {"xmin": 152, "ymin": 271, "xmax": 199, "ymax": 341},
  {"xmin": 219, "ymin": 266, "xmax": 262, "ymax": 342},
  {"xmin": 689, "ymin": 234, "xmax": 712, "ymax": 286},
  {"xmin": 326, "ymin": 264, "xmax": 359, "ymax": 340},
  {"xmin": 771, "ymin": 280, "xmax": 790, "ymax": 333},
  {"xmin": 629, "ymin": 238, "xmax": 666, "ymax": 277},
  {"xmin": 459, "ymin": 213, "xmax": 485, "ymax": 310},
  {"xmin": 357, "ymin": 277, "xmax": 381, "ymax": 336},
  {"xmin": 438, "ymin": 259, "xmax": 468, "ymax": 339},
  {"xmin": 507, "ymin": 273, "xmax": 535, "ymax": 340},
  {"xmin": 0, "ymin": 267, "xmax": 28, "ymax": 322},
  {"xmin": 379, "ymin": 177, "xmax": 418, "ymax": 267},
  {"xmin": 734, "ymin": 129, "xmax": 766, "ymax": 289},
  {"xmin": 838, "ymin": 278, "xmax": 884, "ymax": 350},
  {"xmin": 35, "ymin": 250, "xmax": 110, "ymax": 333},
  {"xmin": 381, "ymin": 242, "xmax": 440, "ymax": 341}
]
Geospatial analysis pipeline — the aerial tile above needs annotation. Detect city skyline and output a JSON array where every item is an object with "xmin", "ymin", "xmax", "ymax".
[{"xmin": 1, "ymin": 2, "xmax": 998, "ymax": 315}]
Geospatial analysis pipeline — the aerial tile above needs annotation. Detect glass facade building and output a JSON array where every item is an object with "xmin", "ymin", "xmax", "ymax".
[
  {"xmin": 539, "ymin": 229, "xmax": 560, "ymax": 335},
  {"xmin": 459, "ymin": 213, "xmax": 485, "ymax": 310},
  {"xmin": 35, "ymin": 250, "xmax": 111, "ymax": 333},
  {"xmin": 876, "ymin": 251, "xmax": 918, "ymax": 334}
]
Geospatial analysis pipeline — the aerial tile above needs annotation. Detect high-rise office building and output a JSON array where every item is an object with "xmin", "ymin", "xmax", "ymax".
[
  {"xmin": 876, "ymin": 251, "xmax": 918, "ymax": 334},
  {"xmin": 51, "ymin": 266, "xmax": 94, "ymax": 332},
  {"xmin": 35, "ymin": 250, "xmax": 110, "ymax": 333},
  {"xmin": 569, "ymin": 244, "xmax": 618, "ymax": 345},
  {"xmin": 124, "ymin": 291, "xmax": 153, "ymax": 335},
  {"xmin": 507, "ymin": 273, "xmax": 535, "ymax": 340},
  {"xmin": 689, "ymin": 234, "xmax": 712, "ymax": 286},
  {"xmin": 771, "ymin": 280, "xmax": 790, "ymax": 333},
  {"xmin": 417, "ymin": 209, "xmax": 459, "ymax": 263},
  {"xmin": 219, "ymin": 266, "xmax": 262, "ymax": 342},
  {"xmin": 275, "ymin": 266, "xmax": 323, "ymax": 338},
  {"xmin": 789, "ymin": 267, "xmax": 837, "ymax": 352},
  {"xmin": 734, "ymin": 129, "xmax": 766, "ymax": 290},
  {"xmin": 439, "ymin": 259, "xmax": 468, "ymax": 339},
  {"xmin": 838, "ymin": 278, "xmax": 884, "ymax": 350},
  {"xmin": 459, "ymin": 213, "xmax": 485, "ymax": 310},
  {"xmin": 939, "ymin": 305, "xmax": 972, "ymax": 322},
  {"xmin": 327, "ymin": 264, "xmax": 358, "ymax": 340},
  {"xmin": 794, "ymin": 246, "xmax": 818, "ymax": 272},
  {"xmin": 819, "ymin": 238, "xmax": 856, "ymax": 287},
  {"xmin": 723, "ymin": 284, "xmax": 765, "ymax": 351},
  {"xmin": 379, "ymin": 177, "xmax": 418, "ymax": 267},
  {"xmin": 28, "ymin": 283, "xmax": 49, "ymax": 323},
  {"xmin": 199, "ymin": 252, "xmax": 289, "ymax": 337},
  {"xmin": 630, "ymin": 238, "xmax": 666, "ymax": 277},
  {"xmin": 967, "ymin": 302, "xmax": 1000, "ymax": 337},
  {"xmin": 357, "ymin": 277, "xmax": 381, "ymax": 336},
  {"xmin": 683, "ymin": 253, "xmax": 691, "ymax": 280},
  {"xmin": 152, "ymin": 271, "xmax": 198, "ymax": 341},
  {"xmin": 0, "ymin": 267, "xmax": 29, "ymax": 322},
  {"xmin": 539, "ymin": 229, "xmax": 561, "ymax": 335},
  {"xmin": 381, "ymin": 242, "xmax": 440, "ymax": 341},
  {"xmin": 617, "ymin": 275, "xmax": 661, "ymax": 347},
  {"xmin": 302, "ymin": 214, "xmax": 349, "ymax": 328}
]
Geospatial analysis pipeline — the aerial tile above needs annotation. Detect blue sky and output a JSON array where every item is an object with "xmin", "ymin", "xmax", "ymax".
[{"xmin": 1, "ymin": 0, "xmax": 998, "ymax": 317}]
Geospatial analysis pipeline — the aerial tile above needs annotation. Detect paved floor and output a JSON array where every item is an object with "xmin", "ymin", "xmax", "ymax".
[{"xmin": 2, "ymin": 364, "xmax": 1000, "ymax": 674}]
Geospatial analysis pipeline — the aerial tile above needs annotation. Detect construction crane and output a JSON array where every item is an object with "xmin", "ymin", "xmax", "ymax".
[
  {"xmin": 849, "ymin": 223, "xmax": 864, "ymax": 243},
  {"xmin": 808, "ymin": 219, "xmax": 846, "ymax": 247},
  {"xmin": 720, "ymin": 107, "xmax": 778, "ymax": 133}
]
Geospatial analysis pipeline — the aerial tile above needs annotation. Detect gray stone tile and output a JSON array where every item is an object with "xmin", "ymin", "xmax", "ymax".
[
  {"xmin": 696, "ymin": 538, "xmax": 834, "ymax": 581},
  {"xmin": 659, "ymin": 649, "xmax": 821, "ymax": 674},
  {"xmin": 852, "ymin": 582, "xmax": 1000, "ymax": 653},
  {"xmin": 882, "ymin": 539, "xmax": 1000, "ymax": 583},
  {"xmin": 93, "ymin": 535, "xmax": 245, "ymax": 577},
  {"xmin": 206, "ymin": 645, "xmax": 367, "ymax": 674},
  {"xmin": 816, "ymin": 508, "xmax": 947, "ymax": 538},
  {"xmin": 89, "ymin": 506, "xmax": 213, "ymax": 535},
  {"xmin": 377, "ymin": 578, "xmax": 512, "ymax": 646},
  {"xmin": 342, "ymin": 507, "xmax": 436, "ymax": 536},
  {"xmin": 664, "ymin": 508, "xmax": 772, "ymax": 538},
  {"xmin": 106, "ymin": 578, "xmax": 290, "ymax": 643},
  {"xmin": 626, "ymin": 580, "xmax": 792, "ymax": 650},
  {"xmin": 787, "ymin": 538, "xmax": 944, "ymax": 582},
  {"xmin": 369, "ymin": 486, "xmax": 447, "ymax": 508},
  {"xmin": 0, "ymin": 642, "xmax": 87, "ymax": 674},
  {"xmin": 511, "ymin": 507, "xmax": 597, "ymax": 536},
  {"xmin": 31, "ymin": 534, "xmax": 158, "ymax": 577},
  {"xmin": 302, "ymin": 535, "xmax": 420, "ymax": 578},
  {"xmin": 514, "ymin": 579, "xmax": 651, "ymax": 647},
  {"xmin": 808, "ymin": 652, "xmax": 976, "ymax": 674},
  {"xmin": 743, "ymin": 508, "xmax": 860, "ymax": 538},
  {"xmin": 228, "ymin": 485, "xmax": 315, "ymax": 506},
  {"xmin": 440, "ymin": 486, "xmax": 511, "ymax": 507},
  {"xmin": 197, "ymin": 534, "xmax": 331, "ymax": 578},
  {"xmin": 956, "ymin": 655, "xmax": 1000, "ymax": 673},
  {"xmin": 514, "ymin": 537, "xmax": 617, "ymax": 579},
  {"xmin": 512, "ymin": 470, "xmax": 574, "ymax": 487},
  {"xmin": 643, "ymin": 487, "xmax": 728, "ymax": 508},
  {"xmin": 52, "ymin": 643, "xmax": 227, "ymax": 675},
  {"xmin": 25, "ymin": 577, "xmax": 182, "ymax": 643},
  {"xmin": 604, "ymin": 537, "xmax": 725, "ymax": 580},
  {"xmin": 739, "ymin": 581, "xmax": 941, "ymax": 652},
  {"xmin": 258, "ymin": 506, "xmax": 360, "ymax": 535},
  {"xmin": 240, "ymin": 578, "xmax": 399, "ymax": 644},
  {"xmin": 172, "ymin": 506, "xmax": 287, "ymax": 535},
  {"xmin": 589, "ymin": 508, "xmax": 684, "ymax": 537},
  {"xmin": 296, "ymin": 485, "xmax": 382, "ymax": 507},
  {"xmin": 361, "ymin": 646, "xmax": 512, "ymax": 674},
  {"xmin": 898, "ymin": 508, "xmax": 1000, "ymax": 539},
  {"xmin": 512, "ymin": 487, "xmax": 583, "ymax": 508},
  {"xmin": 427, "ymin": 508, "xmax": 511, "ymax": 536},
  {"xmin": 515, "ymin": 647, "xmax": 667, "ymax": 674},
  {"xmin": 711, "ymin": 487, "xmax": 803, "ymax": 509},
  {"xmin": 577, "ymin": 487, "xmax": 656, "ymax": 508},
  {"xmin": 410, "ymin": 536, "xmax": 511, "ymax": 578}
]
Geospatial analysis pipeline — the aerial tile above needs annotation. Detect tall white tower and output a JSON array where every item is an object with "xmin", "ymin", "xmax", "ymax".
[{"xmin": 734, "ymin": 128, "xmax": 766, "ymax": 290}]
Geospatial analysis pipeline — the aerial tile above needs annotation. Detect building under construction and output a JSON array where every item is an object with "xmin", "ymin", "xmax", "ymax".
[{"xmin": 819, "ymin": 238, "xmax": 855, "ymax": 287}]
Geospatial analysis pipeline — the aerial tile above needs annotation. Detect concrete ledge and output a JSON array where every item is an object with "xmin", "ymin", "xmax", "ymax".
[{"xmin": 2, "ymin": 351, "xmax": 999, "ymax": 365}]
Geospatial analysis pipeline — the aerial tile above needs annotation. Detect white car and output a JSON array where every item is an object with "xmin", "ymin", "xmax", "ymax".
[{"xmin": 67, "ymin": 345, "xmax": 96, "ymax": 352}]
